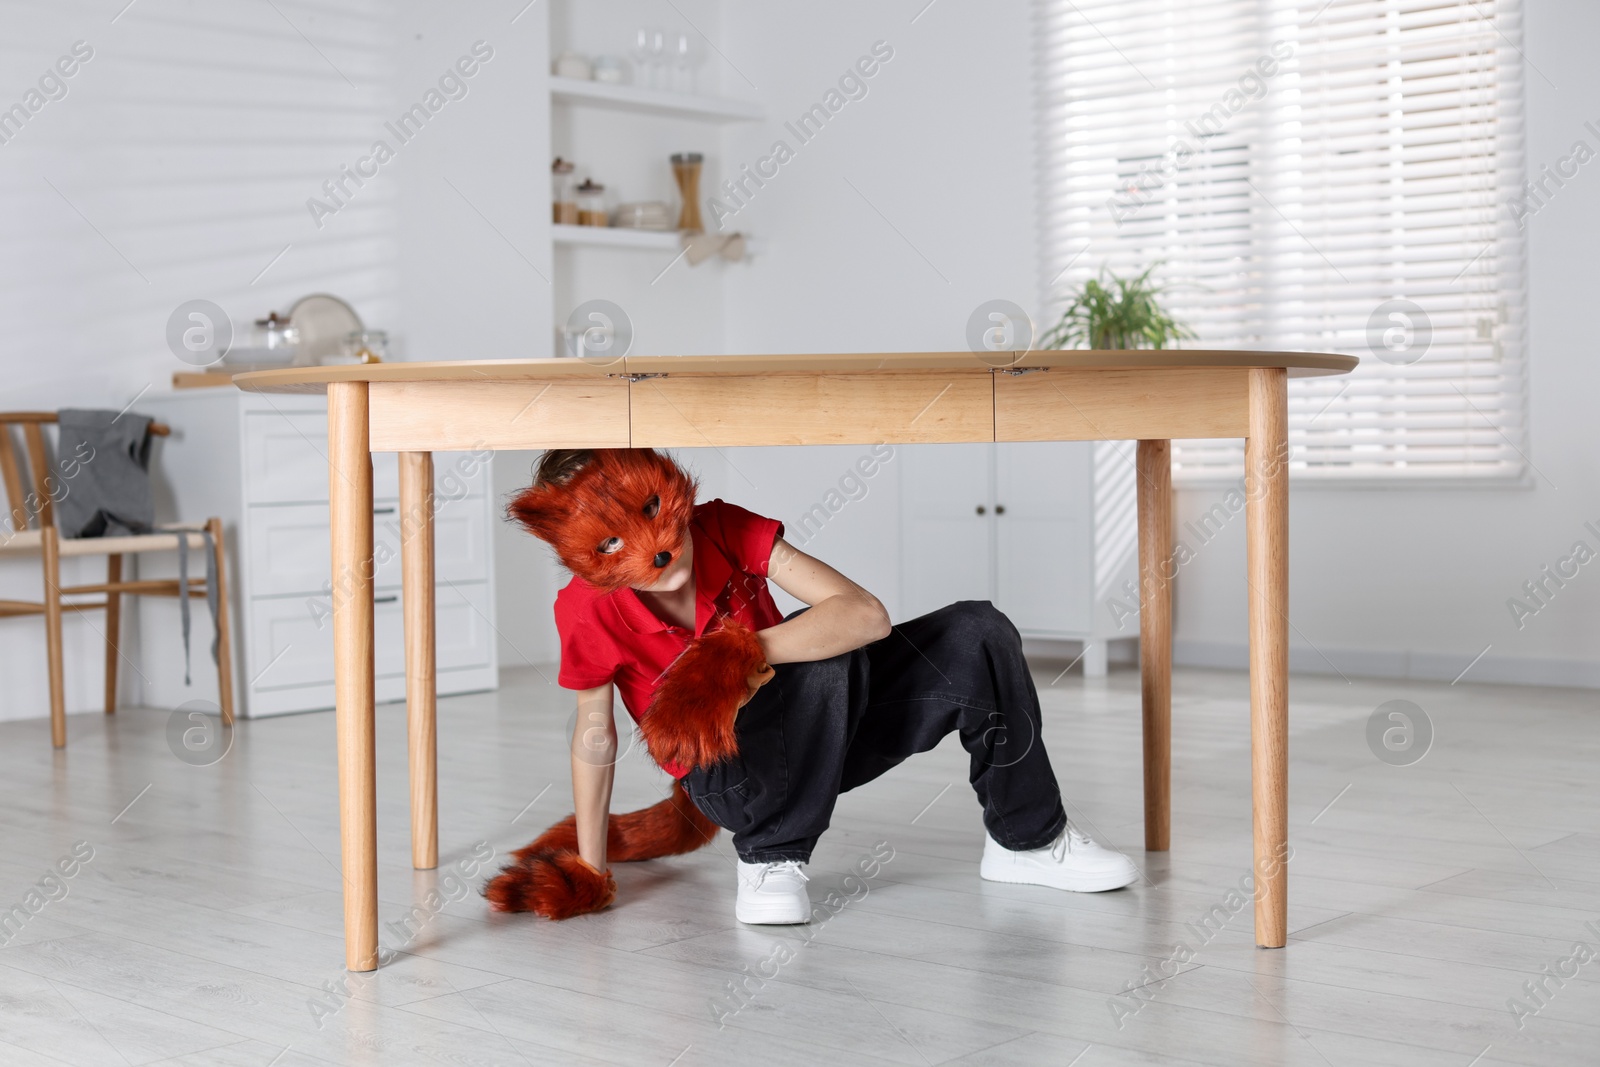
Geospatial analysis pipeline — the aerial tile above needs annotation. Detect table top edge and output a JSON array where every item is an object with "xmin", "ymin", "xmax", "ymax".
[{"xmin": 232, "ymin": 350, "xmax": 1359, "ymax": 392}]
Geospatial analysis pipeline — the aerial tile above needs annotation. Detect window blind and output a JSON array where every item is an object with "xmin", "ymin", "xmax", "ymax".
[{"xmin": 1035, "ymin": 0, "xmax": 1528, "ymax": 483}]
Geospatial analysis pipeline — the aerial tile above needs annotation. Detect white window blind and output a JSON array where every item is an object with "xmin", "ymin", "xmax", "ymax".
[{"xmin": 1036, "ymin": 0, "xmax": 1528, "ymax": 483}]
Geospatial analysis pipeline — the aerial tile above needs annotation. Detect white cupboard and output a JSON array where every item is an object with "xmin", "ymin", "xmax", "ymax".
[
  {"xmin": 900, "ymin": 441, "xmax": 1139, "ymax": 676},
  {"xmin": 690, "ymin": 441, "xmax": 1138, "ymax": 678},
  {"xmin": 133, "ymin": 388, "xmax": 498, "ymax": 717}
]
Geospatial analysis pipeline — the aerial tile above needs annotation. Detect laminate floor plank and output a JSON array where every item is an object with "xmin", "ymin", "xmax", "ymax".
[{"xmin": 2, "ymin": 664, "xmax": 1595, "ymax": 1064}]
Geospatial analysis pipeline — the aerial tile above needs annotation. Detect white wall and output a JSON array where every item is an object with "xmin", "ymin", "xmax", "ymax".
[
  {"xmin": 0, "ymin": 0, "xmax": 402, "ymax": 721},
  {"xmin": 1168, "ymin": 2, "xmax": 1600, "ymax": 689},
  {"xmin": 391, "ymin": 0, "xmax": 552, "ymax": 364},
  {"xmin": 0, "ymin": 0, "xmax": 402, "ymax": 411},
  {"xmin": 717, "ymin": 2, "xmax": 1040, "ymax": 354},
  {"xmin": 0, "ymin": 0, "xmax": 554, "ymax": 719},
  {"xmin": 386, "ymin": 0, "xmax": 554, "ymax": 670},
  {"xmin": 709, "ymin": 0, "xmax": 1600, "ymax": 691}
]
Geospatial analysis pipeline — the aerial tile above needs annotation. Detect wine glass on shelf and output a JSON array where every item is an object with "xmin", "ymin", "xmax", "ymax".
[
  {"xmin": 630, "ymin": 27, "xmax": 652, "ymax": 87},
  {"xmin": 673, "ymin": 33, "xmax": 695, "ymax": 93},
  {"xmin": 647, "ymin": 27, "xmax": 668, "ymax": 89}
]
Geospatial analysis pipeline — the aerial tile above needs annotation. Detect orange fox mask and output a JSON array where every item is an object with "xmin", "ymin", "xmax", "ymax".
[{"xmin": 507, "ymin": 448, "xmax": 698, "ymax": 592}]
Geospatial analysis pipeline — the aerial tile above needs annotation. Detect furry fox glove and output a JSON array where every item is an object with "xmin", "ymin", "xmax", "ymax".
[
  {"xmin": 483, "ymin": 851, "xmax": 616, "ymax": 920},
  {"xmin": 640, "ymin": 615, "xmax": 773, "ymax": 771}
]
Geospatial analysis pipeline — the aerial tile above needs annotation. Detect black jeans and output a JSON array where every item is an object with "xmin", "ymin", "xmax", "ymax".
[{"xmin": 680, "ymin": 601, "xmax": 1069, "ymax": 863}]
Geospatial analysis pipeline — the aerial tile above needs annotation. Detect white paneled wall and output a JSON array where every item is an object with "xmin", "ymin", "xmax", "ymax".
[
  {"xmin": 0, "ymin": 1, "xmax": 399, "ymax": 721},
  {"xmin": 0, "ymin": 0, "xmax": 553, "ymax": 721},
  {"xmin": 0, "ymin": 0, "xmax": 402, "ymax": 408}
]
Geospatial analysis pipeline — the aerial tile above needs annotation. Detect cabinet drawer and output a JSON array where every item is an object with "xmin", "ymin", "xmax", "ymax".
[
  {"xmin": 248, "ymin": 593, "xmax": 403, "ymax": 691},
  {"xmin": 373, "ymin": 498, "xmax": 492, "ymax": 587},
  {"xmin": 244, "ymin": 412, "xmax": 397, "ymax": 504},
  {"xmin": 243, "ymin": 412, "xmax": 490, "ymax": 505},
  {"xmin": 245, "ymin": 498, "xmax": 490, "ymax": 597},
  {"xmin": 432, "ymin": 580, "xmax": 495, "ymax": 673},
  {"xmin": 248, "ymin": 580, "xmax": 493, "ymax": 692}
]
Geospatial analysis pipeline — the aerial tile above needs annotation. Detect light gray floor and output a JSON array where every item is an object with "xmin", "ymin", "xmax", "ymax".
[{"xmin": 1, "ymin": 662, "xmax": 1596, "ymax": 1067}]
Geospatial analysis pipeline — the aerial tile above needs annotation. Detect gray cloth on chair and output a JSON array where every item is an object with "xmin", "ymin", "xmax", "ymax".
[
  {"xmin": 53, "ymin": 409, "xmax": 154, "ymax": 538},
  {"xmin": 174, "ymin": 527, "xmax": 220, "ymax": 686},
  {"xmin": 53, "ymin": 408, "xmax": 218, "ymax": 684}
]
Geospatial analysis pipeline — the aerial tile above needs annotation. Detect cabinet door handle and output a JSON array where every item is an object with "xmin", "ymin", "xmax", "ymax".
[
  {"xmin": 374, "ymin": 595, "xmax": 398, "ymax": 604},
  {"xmin": 975, "ymin": 505, "xmax": 987, "ymax": 515},
  {"xmin": 373, "ymin": 506, "xmax": 396, "ymax": 515},
  {"xmin": 995, "ymin": 504, "xmax": 1006, "ymax": 515}
]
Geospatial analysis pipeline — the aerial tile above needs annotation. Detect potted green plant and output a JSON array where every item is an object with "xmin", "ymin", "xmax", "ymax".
[{"xmin": 1040, "ymin": 263, "xmax": 1196, "ymax": 350}]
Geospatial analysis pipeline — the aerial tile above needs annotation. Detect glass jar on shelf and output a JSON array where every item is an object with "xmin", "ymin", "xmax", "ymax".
[
  {"xmin": 576, "ymin": 178, "xmax": 607, "ymax": 227},
  {"xmin": 340, "ymin": 330, "xmax": 388, "ymax": 364},
  {"xmin": 552, "ymin": 158, "xmax": 578, "ymax": 225},
  {"xmin": 670, "ymin": 153, "xmax": 703, "ymax": 232},
  {"xmin": 247, "ymin": 311, "xmax": 301, "ymax": 365}
]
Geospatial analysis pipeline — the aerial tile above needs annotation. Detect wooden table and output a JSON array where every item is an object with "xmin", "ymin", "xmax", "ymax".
[{"xmin": 235, "ymin": 350, "xmax": 1357, "ymax": 970}]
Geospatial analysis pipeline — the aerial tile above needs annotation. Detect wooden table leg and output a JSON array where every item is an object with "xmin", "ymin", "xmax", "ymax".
[
  {"xmin": 399, "ymin": 451, "xmax": 437, "ymax": 871},
  {"xmin": 1136, "ymin": 439, "xmax": 1172, "ymax": 853},
  {"xmin": 328, "ymin": 382, "xmax": 379, "ymax": 972},
  {"xmin": 1246, "ymin": 367, "xmax": 1289, "ymax": 949}
]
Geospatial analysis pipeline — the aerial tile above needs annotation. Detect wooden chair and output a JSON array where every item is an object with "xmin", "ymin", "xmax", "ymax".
[{"xmin": 0, "ymin": 412, "xmax": 234, "ymax": 747}]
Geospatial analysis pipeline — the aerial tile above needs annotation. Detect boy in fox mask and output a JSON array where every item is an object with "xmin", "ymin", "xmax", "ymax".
[{"xmin": 486, "ymin": 448, "xmax": 1137, "ymax": 923}]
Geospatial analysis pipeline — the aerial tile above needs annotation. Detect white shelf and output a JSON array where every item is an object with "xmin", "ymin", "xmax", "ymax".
[
  {"xmin": 553, "ymin": 224, "xmax": 761, "ymax": 257},
  {"xmin": 553, "ymin": 224, "xmax": 682, "ymax": 250},
  {"xmin": 550, "ymin": 76, "xmax": 763, "ymax": 123}
]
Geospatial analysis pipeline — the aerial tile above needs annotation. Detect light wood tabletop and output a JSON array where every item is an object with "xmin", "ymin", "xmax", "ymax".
[
  {"xmin": 234, "ymin": 349, "xmax": 1357, "ymax": 391},
  {"xmin": 234, "ymin": 349, "xmax": 1358, "ymax": 970}
]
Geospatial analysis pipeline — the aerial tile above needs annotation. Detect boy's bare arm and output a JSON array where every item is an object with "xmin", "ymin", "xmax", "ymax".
[
  {"xmin": 758, "ymin": 536, "xmax": 892, "ymax": 664},
  {"xmin": 570, "ymin": 684, "xmax": 617, "ymax": 870}
]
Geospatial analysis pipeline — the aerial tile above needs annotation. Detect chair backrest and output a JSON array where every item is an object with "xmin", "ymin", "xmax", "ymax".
[{"xmin": 0, "ymin": 412, "xmax": 168, "ymax": 534}]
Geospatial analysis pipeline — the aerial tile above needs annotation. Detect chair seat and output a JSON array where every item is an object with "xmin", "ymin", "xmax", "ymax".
[{"xmin": 0, "ymin": 527, "xmax": 210, "ymax": 557}]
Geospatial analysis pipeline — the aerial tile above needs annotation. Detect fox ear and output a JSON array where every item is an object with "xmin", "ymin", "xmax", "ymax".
[{"xmin": 506, "ymin": 483, "xmax": 566, "ymax": 544}]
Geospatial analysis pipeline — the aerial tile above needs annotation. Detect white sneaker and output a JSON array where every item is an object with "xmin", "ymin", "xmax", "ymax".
[
  {"xmin": 735, "ymin": 859, "xmax": 812, "ymax": 924},
  {"xmin": 980, "ymin": 824, "xmax": 1139, "ymax": 892}
]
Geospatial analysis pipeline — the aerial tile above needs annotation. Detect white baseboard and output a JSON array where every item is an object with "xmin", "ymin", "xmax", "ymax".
[
  {"xmin": 1021, "ymin": 636, "xmax": 1140, "ymax": 667},
  {"xmin": 1173, "ymin": 639, "xmax": 1600, "ymax": 691}
]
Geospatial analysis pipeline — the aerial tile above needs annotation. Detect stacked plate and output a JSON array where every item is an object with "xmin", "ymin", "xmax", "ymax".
[
  {"xmin": 289, "ymin": 293, "xmax": 363, "ymax": 364},
  {"xmin": 611, "ymin": 201, "xmax": 675, "ymax": 230}
]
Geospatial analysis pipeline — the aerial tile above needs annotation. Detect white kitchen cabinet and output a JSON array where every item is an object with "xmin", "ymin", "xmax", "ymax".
[
  {"xmin": 900, "ymin": 444, "xmax": 994, "ymax": 619},
  {"xmin": 133, "ymin": 388, "xmax": 498, "ymax": 717},
  {"xmin": 692, "ymin": 441, "xmax": 1139, "ymax": 678},
  {"xmin": 900, "ymin": 441, "xmax": 1139, "ymax": 676}
]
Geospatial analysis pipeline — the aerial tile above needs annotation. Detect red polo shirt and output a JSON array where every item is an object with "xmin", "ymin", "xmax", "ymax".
[{"xmin": 554, "ymin": 499, "xmax": 786, "ymax": 778}]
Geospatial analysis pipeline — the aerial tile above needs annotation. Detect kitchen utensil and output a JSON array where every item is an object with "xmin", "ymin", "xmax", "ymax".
[{"xmin": 288, "ymin": 293, "xmax": 363, "ymax": 365}]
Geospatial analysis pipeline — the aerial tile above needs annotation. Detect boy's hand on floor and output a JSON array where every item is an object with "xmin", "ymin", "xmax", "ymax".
[{"xmin": 642, "ymin": 616, "xmax": 769, "ymax": 770}]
